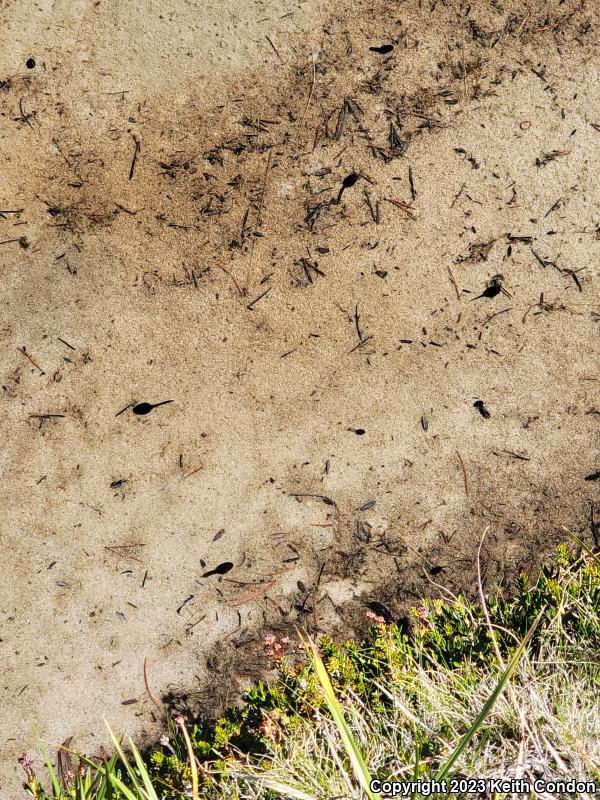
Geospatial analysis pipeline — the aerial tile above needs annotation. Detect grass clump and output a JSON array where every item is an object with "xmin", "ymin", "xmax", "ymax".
[{"xmin": 21, "ymin": 544, "xmax": 600, "ymax": 799}]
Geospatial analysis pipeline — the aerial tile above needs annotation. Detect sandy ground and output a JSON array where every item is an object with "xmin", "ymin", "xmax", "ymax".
[{"xmin": 1, "ymin": 0, "xmax": 600, "ymax": 794}]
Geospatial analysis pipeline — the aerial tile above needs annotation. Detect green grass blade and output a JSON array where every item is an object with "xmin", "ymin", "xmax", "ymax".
[
  {"xmin": 129, "ymin": 739, "xmax": 159, "ymax": 800},
  {"xmin": 104, "ymin": 720, "xmax": 145, "ymax": 797},
  {"xmin": 34, "ymin": 736, "xmax": 62, "ymax": 798},
  {"xmin": 105, "ymin": 773, "xmax": 140, "ymax": 800},
  {"xmin": 435, "ymin": 608, "xmax": 546, "ymax": 781},
  {"xmin": 308, "ymin": 640, "xmax": 376, "ymax": 800},
  {"xmin": 94, "ymin": 758, "xmax": 113, "ymax": 800}
]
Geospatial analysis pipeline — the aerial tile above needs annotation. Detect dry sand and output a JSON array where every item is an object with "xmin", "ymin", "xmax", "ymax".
[{"xmin": 1, "ymin": 0, "xmax": 599, "ymax": 794}]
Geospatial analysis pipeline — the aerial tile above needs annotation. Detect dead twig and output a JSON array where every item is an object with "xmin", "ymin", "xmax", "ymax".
[
  {"xmin": 214, "ymin": 264, "xmax": 245, "ymax": 296},
  {"xmin": 129, "ymin": 135, "xmax": 140, "ymax": 180},
  {"xmin": 300, "ymin": 53, "xmax": 316, "ymax": 120},
  {"xmin": 18, "ymin": 346, "xmax": 45, "ymax": 375},
  {"xmin": 447, "ymin": 266, "xmax": 461, "ymax": 300},
  {"xmin": 450, "ymin": 183, "xmax": 466, "ymax": 209},
  {"xmin": 265, "ymin": 35, "xmax": 282, "ymax": 62},
  {"xmin": 384, "ymin": 197, "xmax": 415, "ymax": 218},
  {"xmin": 182, "ymin": 465, "xmax": 203, "ymax": 479},
  {"xmin": 143, "ymin": 657, "xmax": 163, "ymax": 711},
  {"xmin": 228, "ymin": 579, "xmax": 276, "ymax": 606}
]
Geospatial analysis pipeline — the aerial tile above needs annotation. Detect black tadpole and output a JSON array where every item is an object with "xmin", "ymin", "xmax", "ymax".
[
  {"xmin": 132, "ymin": 400, "xmax": 174, "ymax": 415},
  {"xmin": 369, "ymin": 44, "xmax": 394, "ymax": 54},
  {"xmin": 473, "ymin": 400, "xmax": 491, "ymax": 419},
  {"xmin": 334, "ymin": 173, "xmax": 361, "ymax": 204},
  {"xmin": 202, "ymin": 561, "xmax": 234, "ymax": 578},
  {"xmin": 469, "ymin": 273, "xmax": 511, "ymax": 301},
  {"xmin": 342, "ymin": 172, "xmax": 360, "ymax": 189},
  {"xmin": 470, "ymin": 284, "xmax": 502, "ymax": 300}
]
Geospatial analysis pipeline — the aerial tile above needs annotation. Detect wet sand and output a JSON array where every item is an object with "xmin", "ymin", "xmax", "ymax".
[{"xmin": 1, "ymin": 0, "xmax": 599, "ymax": 794}]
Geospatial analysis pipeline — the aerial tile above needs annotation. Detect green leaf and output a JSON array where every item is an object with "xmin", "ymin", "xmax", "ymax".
[{"xmin": 306, "ymin": 638, "xmax": 376, "ymax": 800}]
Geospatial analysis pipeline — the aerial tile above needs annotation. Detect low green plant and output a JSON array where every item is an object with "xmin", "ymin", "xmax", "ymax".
[{"xmin": 21, "ymin": 545, "xmax": 600, "ymax": 800}]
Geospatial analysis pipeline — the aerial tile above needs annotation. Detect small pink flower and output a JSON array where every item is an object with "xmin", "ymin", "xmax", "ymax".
[
  {"xmin": 259, "ymin": 715, "xmax": 278, "ymax": 743},
  {"xmin": 18, "ymin": 753, "xmax": 35, "ymax": 780},
  {"xmin": 263, "ymin": 633, "xmax": 289, "ymax": 659},
  {"xmin": 366, "ymin": 610, "xmax": 386, "ymax": 624}
]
